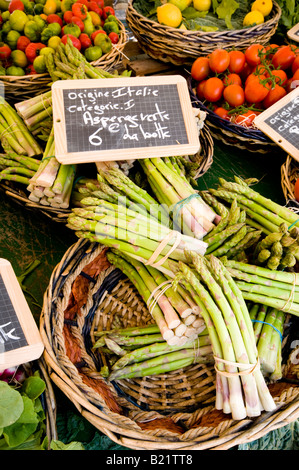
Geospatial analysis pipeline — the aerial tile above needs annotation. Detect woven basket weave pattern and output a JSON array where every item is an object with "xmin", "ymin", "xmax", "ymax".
[
  {"xmin": 126, "ymin": 0, "xmax": 281, "ymax": 65},
  {"xmin": 40, "ymin": 238, "xmax": 299, "ymax": 450}
]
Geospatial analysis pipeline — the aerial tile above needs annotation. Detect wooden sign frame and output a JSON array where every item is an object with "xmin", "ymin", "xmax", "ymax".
[
  {"xmin": 287, "ymin": 23, "xmax": 299, "ymax": 42},
  {"xmin": 0, "ymin": 259, "xmax": 44, "ymax": 371},
  {"xmin": 52, "ymin": 75, "xmax": 200, "ymax": 164},
  {"xmin": 254, "ymin": 86, "xmax": 299, "ymax": 161}
]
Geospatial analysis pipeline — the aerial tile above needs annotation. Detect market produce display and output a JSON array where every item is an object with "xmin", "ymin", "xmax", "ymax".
[
  {"xmin": 134, "ymin": 0, "xmax": 274, "ymax": 31},
  {"xmin": 190, "ymin": 42, "xmax": 299, "ymax": 129},
  {"xmin": 0, "ymin": 0, "xmax": 123, "ymax": 76}
]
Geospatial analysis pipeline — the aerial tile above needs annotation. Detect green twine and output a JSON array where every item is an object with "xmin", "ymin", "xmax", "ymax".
[
  {"xmin": 172, "ymin": 193, "xmax": 202, "ymax": 228},
  {"xmin": 288, "ymin": 219, "xmax": 299, "ymax": 230}
]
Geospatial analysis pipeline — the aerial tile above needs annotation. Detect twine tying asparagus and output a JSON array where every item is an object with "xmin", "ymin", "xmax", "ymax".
[
  {"xmin": 144, "ymin": 230, "xmax": 182, "ymax": 268},
  {"xmin": 280, "ymin": 272, "xmax": 296, "ymax": 312},
  {"xmin": 251, "ymin": 319, "xmax": 283, "ymax": 341},
  {"xmin": 214, "ymin": 357, "xmax": 260, "ymax": 377}
]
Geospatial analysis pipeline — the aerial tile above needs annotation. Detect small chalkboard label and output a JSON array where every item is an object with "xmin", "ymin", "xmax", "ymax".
[
  {"xmin": 254, "ymin": 86, "xmax": 299, "ymax": 161},
  {"xmin": 287, "ymin": 23, "xmax": 299, "ymax": 42},
  {"xmin": 0, "ymin": 259, "xmax": 44, "ymax": 371},
  {"xmin": 52, "ymin": 75, "xmax": 200, "ymax": 164}
]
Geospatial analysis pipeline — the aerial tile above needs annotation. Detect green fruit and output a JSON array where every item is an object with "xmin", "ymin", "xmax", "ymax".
[
  {"xmin": 84, "ymin": 45, "xmax": 102, "ymax": 62},
  {"xmin": 83, "ymin": 13, "xmax": 94, "ymax": 35},
  {"xmin": 47, "ymin": 35, "xmax": 61, "ymax": 49},
  {"xmin": 6, "ymin": 30, "xmax": 21, "ymax": 50},
  {"xmin": 33, "ymin": 15, "xmax": 46, "ymax": 32},
  {"xmin": 62, "ymin": 22, "xmax": 80, "ymax": 38},
  {"xmin": 33, "ymin": 55, "xmax": 46, "ymax": 73},
  {"xmin": 94, "ymin": 34, "xmax": 112, "ymax": 54},
  {"xmin": 24, "ymin": 20, "xmax": 41, "ymax": 41},
  {"xmin": 6, "ymin": 65, "xmax": 25, "ymax": 76},
  {"xmin": 103, "ymin": 21, "xmax": 119, "ymax": 35},
  {"xmin": 0, "ymin": 0, "xmax": 9, "ymax": 11},
  {"xmin": 34, "ymin": 3, "xmax": 44, "ymax": 14},
  {"xmin": 2, "ymin": 22, "xmax": 12, "ymax": 35},
  {"xmin": 40, "ymin": 46, "xmax": 55, "ymax": 55},
  {"xmin": 1, "ymin": 11, "xmax": 10, "ymax": 22},
  {"xmin": 11, "ymin": 49, "xmax": 28, "ymax": 67},
  {"xmin": 9, "ymin": 10, "xmax": 28, "ymax": 33}
]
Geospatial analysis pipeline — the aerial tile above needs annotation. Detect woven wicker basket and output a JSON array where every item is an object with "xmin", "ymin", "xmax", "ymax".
[
  {"xmin": 0, "ymin": 19, "xmax": 127, "ymax": 104},
  {"xmin": 40, "ymin": 237, "xmax": 299, "ymax": 450},
  {"xmin": 188, "ymin": 78, "xmax": 278, "ymax": 153},
  {"xmin": 126, "ymin": 0, "xmax": 281, "ymax": 66},
  {"xmin": 281, "ymin": 155, "xmax": 299, "ymax": 204}
]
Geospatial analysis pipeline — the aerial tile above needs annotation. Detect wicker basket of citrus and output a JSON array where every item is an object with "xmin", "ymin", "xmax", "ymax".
[{"xmin": 126, "ymin": 0, "xmax": 281, "ymax": 66}]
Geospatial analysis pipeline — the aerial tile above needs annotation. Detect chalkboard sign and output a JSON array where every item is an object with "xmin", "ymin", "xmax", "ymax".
[
  {"xmin": 254, "ymin": 86, "xmax": 299, "ymax": 161},
  {"xmin": 52, "ymin": 75, "xmax": 200, "ymax": 164},
  {"xmin": 0, "ymin": 259, "xmax": 44, "ymax": 371},
  {"xmin": 287, "ymin": 23, "xmax": 299, "ymax": 42}
]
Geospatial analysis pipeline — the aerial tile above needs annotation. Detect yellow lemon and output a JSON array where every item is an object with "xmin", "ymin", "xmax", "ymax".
[
  {"xmin": 243, "ymin": 10, "xmax": 264, "ymax": 26},
  {"xmin": 179, "ymin": 22, "xmax": 187, "ymax": 29},
  {"xmin": 193, "ymin": 0, "xmax": 211, "ymax": 11},
  {"xmin": 157, "ymin": 3, "xmax": 182, "ymax": 27},
  {"xmin": 251, "ymin": 0, "xmax": 272, "ymax": 16}
]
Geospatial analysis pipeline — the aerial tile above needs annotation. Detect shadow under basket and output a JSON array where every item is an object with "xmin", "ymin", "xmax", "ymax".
[
  {"xmin": 40, "ymin": 238, "xmax": 299, "ymax": 450},
  {"xmin": 188, "ymin": 78, "xmax": 278, "ymax": 154},
  {"xmin": 126, "ymin": 0, "xmax": 281, "ymax": 66}
]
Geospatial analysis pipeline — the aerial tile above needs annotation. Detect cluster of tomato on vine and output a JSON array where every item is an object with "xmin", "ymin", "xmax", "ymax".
[{"xmin": 191, "ymin": 43, "xmax": 299, "ymax": 127}]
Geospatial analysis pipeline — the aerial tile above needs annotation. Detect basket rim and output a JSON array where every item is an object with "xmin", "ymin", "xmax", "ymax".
[
  {"xmin": 127, "ymin": 0, "xmax": 281, "ymax": 38},
  {"xmin": 40, "ymin": 237, "xmax": 299, "ymax": 450}
]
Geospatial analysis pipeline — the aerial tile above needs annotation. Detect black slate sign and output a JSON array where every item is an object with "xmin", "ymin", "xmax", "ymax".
[{"xmin": 52, "ymin": 76, "xmax": 200, "ymax": 164}]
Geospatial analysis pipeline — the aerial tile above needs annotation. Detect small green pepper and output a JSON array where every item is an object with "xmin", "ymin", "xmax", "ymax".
[
  {"xmin": 24, "ymin": 20, "xmax": 41, "ymax": 42},
  {"xmin": 103, "ymin": 21, "xmax": 119, "ymax": 35},
  {"xmin": 84, "ymin": 45, "xmax": 102, "ymax": 62}
]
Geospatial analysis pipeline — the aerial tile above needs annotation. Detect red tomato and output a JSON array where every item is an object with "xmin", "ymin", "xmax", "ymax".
[
  {"xmin": 47, "ymin": 14, "xmax": 63, "ymax": 27},
  {"xmin": 16, "ymin": 35, "xmax": 30, "ymax": 52},
  {"xmin": 196, "ymin": 80, "xmax": 207, "ymax": 100},
  {"xmin": 262, "ymin": 84, "xmax": 287, "ymax": 108},
  {"xmin": 245, "ymin": 44, "xmax": 265, "ymax": 67},
  {"xmin": 245, "ymin": 75, "xmax": 270, "ymax": 103},
  {"xmin": 95, "ymin": 0, "xmax": 104, "ymax": 7},
  {"xmin": 71, "ymin": 16, "xmax": 84, "ymax": 31},
  {"xmin": 272, "ymin": 45, "xmax": 296, "ymax": 70},
  {"xmin": 88, "ymin": 1, "xmax": 102, "ymax": 15},
  {"xmin": 209, "ymin": 49, "xmax": 230, "ymax": 73},
  {"xmin": 228, "ymin": 50, "xmax": 245, "ymax": 74},
  {"xmin": 269, "ymin": 69, "xmax": 288, "ymax": 87},
  {"xmin": 108, "ymin": 32, "xmax": 119, "ymax": 44},
  {"xmin": 203, "ymin": 77, "xmax": 224, "ymax": 102},
  {"xmin": 223, "ymin": 84, "xmax": 245, "ymax": 107},
  {"xmin": 79, "ymin": 33, "xmax": 92, "ymax": 49},
  {"xmin": 0, "ymin": 44, "xmax": 11, "ymax": 60},
  {"xmin": 63, "ymin": 11, "xmax": 73, "ymax": 23},
  {"xmin": 292, "ymin": 69, "xmax": 299, "ymax": 82},
  {"xmin": 72, "ymin": 2, "xmax": 88, "ymax": 20},
  {"xmin": 61, "ymin": 34, "xmax": 81, "ymax": 50},
  {"xmin": 214, "ymin": 107, "xmax": 230, "ymax": 120},
  {"xmin": 91, "ymin": 30, "xmax": 106, "ymax": 43},
  {"xmin": 102, "ymin": 6, "xmax": 115, "ymax": 19},
  {"xmin": 239, "ymin": 62, "xmax": 253, "ymax": 81},
  {"xmin": 292, "ymin": 56, "xmax": 299, "ymax": 75},
  {"xmin": 8, "ymin": 0, "xmax": 24, "ymax": 13},
  {"xmin": 191, "ymin": 57, "xmax": 210, "ymax": 82},
  {"xmin": 25, "ymin": 42, "xmax": 46, "ymax": 62},
  {"xmin": 26, "ymin": 64, "xmax": 37, "ymax": 75},
  {"xmin": 294, "ymin": 178, "xmax": 299, "ymax": 202},
  {"xmin": 75, "ymin": 0, "xmax": 89, "ymax": 5},
  {"xmin": 234, "ymin": 110, "xmax": 259, "ymax": 127},
  {"xmin": 223, "ymin": 73, "xmax": 242, "ymax": 86}
]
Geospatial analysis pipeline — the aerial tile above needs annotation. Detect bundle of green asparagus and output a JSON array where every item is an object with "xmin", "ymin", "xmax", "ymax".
[
  {"xmin": 27, "ymin": 127, "xmax": 76, "ymax": 209},
  {"xmin": 171, "ymin": 253, "xmax": 276, "ymax": 420},
  {"xmin": 92, "ymin": 324, "xmax": 212, "ymax": 381},
  {"xmin": 223, "ymin": 259, "xmax": 299, "ymax": 317},
  {"xmin": 203, "ymin": 199, "xmax": 262, "ymax": 260},
  {"xmin": 15, "ymin": 91, "xmax": 53, "ymax": 142},
  {"xmin": 106, "ymin": 250, "xmax": 206, "ymax": 345},
  {"xmin": 208, "ymin": 176, "xmax": 299, "ymax": 236},
  {"xmin": 67, "ymin": 168, "xmax": 208, "ymax": 276},
  {"xmin": 0, "ymin": 97, "xmax": 42, "ymax": 157},
  {"xmin": 140, "ymin": 157, "xmax": 218, "ymax": 239},
  {"xmin": 249, "ymin": 303, "xmax": 285, "ymax": 381},
  {"xmin": 0, "ymin": 152, "xmax": 40, "ymax": 187},
  {"xmin": 252, "ymin": 225, "xmax": 299, "ymax": 270}
]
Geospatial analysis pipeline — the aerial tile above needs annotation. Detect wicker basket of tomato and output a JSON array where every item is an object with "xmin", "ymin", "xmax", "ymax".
[
  {"xmin": 188, "ymin": 43, "xmax": 299, "ymax": 153},
  {"xmin": 0, "ymin": 0, "xmax": 127, "ymax": 103}
]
